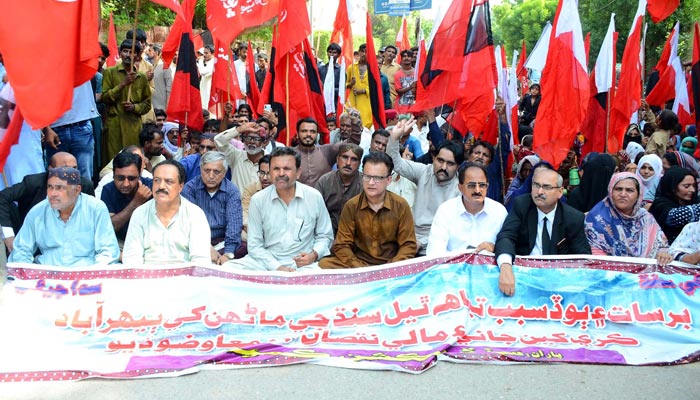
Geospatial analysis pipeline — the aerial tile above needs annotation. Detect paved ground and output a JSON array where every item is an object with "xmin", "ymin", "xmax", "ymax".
[{"xmin": 2, "ymin": 361, "xmax": 700, "ymax": 400}]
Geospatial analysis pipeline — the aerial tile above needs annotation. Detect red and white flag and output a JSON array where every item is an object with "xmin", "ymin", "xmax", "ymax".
[
  {"xmin": 532, "ymin": 0, "xmax": 590, "ymax": 168},
  {"xmin": 609, "ymin": 0, "xmax": 646, "ymax": 154},
  {"xmin": 330, "ymin": 0, "xmax": 354, "ymax": 67},
  {"xmin": 395, "ymin": 17, "xmax": 411, "ymax": 62},
  {"xmin": 646, "ymin": 22, "xmax": 680, "ymax": 107},
  {"xmin": 580, "ymin": 14, "xmax": 617, "ymax": 155}
]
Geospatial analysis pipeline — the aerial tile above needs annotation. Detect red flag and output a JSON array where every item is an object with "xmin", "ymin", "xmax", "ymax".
[
  {"xmin": 149, "ymin": 0, "xmax": 185, "ymax": 22},
  {"xmin": 302, "ymin": 39, "xmax": 330, "ymax": 141},
  {"xmin": 0, "ymin": 0, "xmax": 100, "ymax": 129},
  {"xmin": 161, "ymin": 0, "xmax": 197, "ymax": 69},
  {"xmin": 276, "ymin": 0, "xmax": 312, "ymax": 66},
  {"xmin": 258, "ymin": 29, "xmax": 289, "ymax": 143},
  {"xmin": 533, "ymin": 0, "xmax": 590, "ymax": 168},
  {"xmin": 415, "ymin": 0, "xmax": 497, "ymax": 137},
  {"xmin": 691, "ymin": 23, "xmax": 700, "ymax": 130},
  {"xmin": 647, "ymin": 0, "xmax": 679, "ymax": 24},
  {"xmin": 246, "ymin": 40, "xmax": 261, "ymax": 116},
  {"xmin": 584, "ymin": 32, "xmax": 591, "ymax": 66},
  {"xmin": 166, "ymin": 31, "xmax": 205, "ymax": 131},
  {"xmin": 207, "ymin": 0, "xmax": 281, "ymax": 47},
  {"xmin": 581, "ymin": 15, "xmax": 617, "ymax": 156},
  {"xmin": 0, "ymin": 107, "xmax": 23, "ymax": 173},
  {"xmin": 330, "ymin": 0, "xmax": 354, "ymax": 67},
  {"xmin": 646, "ymin": 23, "xmax": 680, "ymax": 107},
  {"xmin": 516, "ymin": 41, "xmax": 529, "ymax": 94},
  {"xmin": 365, "ymin": 12, "xmax": 387, "ymax": 130},
  {"xmin": 106, "ymin": 12, "xmax": 119, "ymax": 68},
  {"xmin": 209, "ymin": 37, "xmax": 242, "ymax": 111},
  {"xmin": 609, "ymin": 0, "xmax": 645, "ymax": 154},
  {"xmin": 395, "ymin": 17, "xmax": 411, "ymax": 63}
]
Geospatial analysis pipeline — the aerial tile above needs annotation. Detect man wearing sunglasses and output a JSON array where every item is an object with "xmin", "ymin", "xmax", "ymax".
[
  {"xmin": 426, "ymin": 162, "xmax": 507, "ymax": 256},
  {"xmin": 100, "ymin": 150, "xmax": 153, "ymax": 244}
]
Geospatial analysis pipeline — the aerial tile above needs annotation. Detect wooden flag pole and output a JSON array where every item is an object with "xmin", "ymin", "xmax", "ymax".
[{"xmin": 127, "ymin": 0, "xmax": 142, "ymax": 103}]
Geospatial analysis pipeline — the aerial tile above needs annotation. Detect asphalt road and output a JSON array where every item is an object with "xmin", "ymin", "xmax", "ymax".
[{"xmin": 2, "ymin": 361, "xmax": 700, "ymax": 400}]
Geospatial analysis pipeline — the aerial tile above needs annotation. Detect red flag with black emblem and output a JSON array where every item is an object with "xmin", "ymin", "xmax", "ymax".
[
  {"xmin": 166, "ymin": 31, "xmax": 205, "ymax": 131},
  {"xmin": 365, "ymin": 12, "xmax": 386, "ymax": 129}
]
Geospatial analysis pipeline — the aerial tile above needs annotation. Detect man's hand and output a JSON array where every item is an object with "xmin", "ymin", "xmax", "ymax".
[
  {"xmin": 4, "ymin": 236, "xmax": 14, "ymax": 253},
  {"xmin": 237, "ymin": 122, "xmax": 262, "ymax": 136},
  {"xmin": 133, "ymin": 181, "xmax": 152, "ymax": 205},
  {"xmin": 122, "ymin": 101, "xmax": 135, "ymax": 112},
  {"xmin": 498, "ymin": 263, "xmax": 515, "ymax": 296},
  {"xmin": 44, "ymin": 127, "xmax": 61, "ymax": 150},
  {"xmin": 146, "ymin": 71, "xmax": 154, "ymax": 81},
  {"xmin": 119, "ymin": 71, "xmax": 138, "ymax": 89},
  {"xmin": 390, "ymin": 116, "xmax": 416, "ymax": 141},
  {"xmin": 217, "ymin": 253, "xmax": 232, "ymax": 265},
  {"xmin": 474, "ymin": 241, "xmax": 495, "ymax": 254},
  {"xmin": 425, "ymin": 107, "xmax": 436, "ymax": 123},
  {"xmin": 401, "ymin": 146, "xmax": 413, "ymax": 160},
  {"xmin": 294, "ymin": 250, "xmax": 317, "ymax": 267}
]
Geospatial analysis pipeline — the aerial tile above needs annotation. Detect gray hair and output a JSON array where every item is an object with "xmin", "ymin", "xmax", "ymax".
[{"xmin": 200, "ymin": 151, "xmax": 229, "ymax": 171}]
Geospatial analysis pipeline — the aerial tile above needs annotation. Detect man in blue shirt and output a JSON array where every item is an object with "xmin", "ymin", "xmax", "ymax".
[
  {"xmin": 182, "ymin": 151, "xmax": 243, "ymax": 265},
  {"xmin": 100, "ymin": 150, "xmax": 153, "ymax": 242},
  {"xmin": 9, "ymin": 167, "xmax": 119, "ymax": 266}
]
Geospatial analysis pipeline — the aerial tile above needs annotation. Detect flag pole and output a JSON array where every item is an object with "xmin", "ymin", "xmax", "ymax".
[
  {"xmin": 604, "ymin": 93, "xmax": 611, "ymax": 153},
  {"xmin": 286, "ymin": 51, "xmax": 291, "ymax": 145},
  {"xmin": 127, "ymin": 0, "xmax": 143, "ymax": 103}
]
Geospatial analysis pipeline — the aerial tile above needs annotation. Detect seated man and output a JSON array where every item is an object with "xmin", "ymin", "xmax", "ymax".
[
  {"xmin": 495, "ymin": 166, "xmax": 591, "ymax": 296},
  {"xmin": 226, "ymin": 147, "xmax": 333, "ymax": 272},
  {"xmin": 179, "ymin": 134, "xmax": 223, "ymax": 182},
  {"xmin": 319, "ymin": 152, "xmax": 416, "ymax": 268},
  {"xmin": 123, "ymin": 160, "xmax": 211, "ymax": 265},
  {"xmin": 241, "ymin": 155, "xmax": 272, "ymax": 240},
  {"xmin": 315, "ymin": 143, "xmax": 364, "ymax": 234},
  {"xmin": 95, "ymin": 145, "xmax": 152, "ymax": 200},
  {"xmin": 182, "ymin": 151, "xmax": 243, "ymax": 265},
  {"xmin": 0, "ymin": 152, "xmax": 94, "ymax": 253},
  {"xmin": 214, "ymin": 120, "xmax": 269, "ymax": 191},
  {"xmin": 9, "ymin": 167, "xmax": 119, "ymax": 266},
  {"xmin": 427, "ymin": 162, "xmax": 508, "ymax": 256},
  {"xmin": 99, "ymin": 123, "xmax": 165, "ymax": 179},
  {"xmin": 100, "ymin": 150, "xmax": 153, "ymax": 243}
]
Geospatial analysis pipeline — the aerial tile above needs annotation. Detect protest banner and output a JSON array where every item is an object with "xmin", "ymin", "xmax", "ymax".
[{"xmin": 1, "ymin": 253, "xmax": 698, "ymax": 382}]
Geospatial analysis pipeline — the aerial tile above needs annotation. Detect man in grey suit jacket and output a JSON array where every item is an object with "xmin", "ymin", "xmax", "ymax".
[{"xmin": 495, "ymin": 167, "xmax": 591, "ymax": 296}]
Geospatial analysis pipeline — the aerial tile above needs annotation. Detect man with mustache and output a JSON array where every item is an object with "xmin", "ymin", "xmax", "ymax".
[
  {"xmin": 319, "ymin": 151, "xmax": 417, "ymax": 268},
  {"xmin": 123, "ymin": 160, "xmax": 211, "ymax": 265},
  {"xmin": 240, "ymin": 155, "xmax": 272, "ymax": 242},
  {"xmin": 427, "ymin": 162, "xmax": 508, "ymax": 256},
  {"xmin": 388, "ymin": 117, "xmax": 464, "ymax": 255},
  {"xmin": 9, "ymin": 167, "xmax": 119, "ymax": 266},
  {"xmin": 102, "ymin": 39, "xmax": 152, "ymax": 161},
  {"xmin": 214, "ymin": 120, "xmax": 269, "ymax": 191},
  {"xmin": 495, "ymin": 166, "xmax": 591, "ymax": 297},
  {"xmin": 225, "ymin": 147, "xmax": 333, "ymax": 272},
  {"xmin": 315, "ymin": 143, "xmax": 364, "ymax": 234},
  {"xmin": 294, "ymin": 117, "xmax": 351, "ymax": 187}
]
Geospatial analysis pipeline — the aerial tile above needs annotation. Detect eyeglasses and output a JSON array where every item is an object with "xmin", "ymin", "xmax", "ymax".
[
  {"xmin": 257, "ymin": 171, "xmax": 270, "ymax": 177},
  {"xmin": 362, "ymin": 174, "xmax": 389, "ymax": 182},
  {"xmin": 532, "ymin": 182, "xmax": 561, "ymax": 191},
  {"xmin": 466, "ymin": 182, "xmax": 489, "ymax": 189},
  {"xmin": 114, "ymin": 175, "xmax": 139, "ymax": 182},
  {"xmin": 242, "ymin": 136, "xmax": 265, "ymax": 143}
]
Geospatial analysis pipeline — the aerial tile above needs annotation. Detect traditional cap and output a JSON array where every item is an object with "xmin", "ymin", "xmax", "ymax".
[{"xmin": 48, "ymin": 167, "xmax": 81, "ymax": 185}]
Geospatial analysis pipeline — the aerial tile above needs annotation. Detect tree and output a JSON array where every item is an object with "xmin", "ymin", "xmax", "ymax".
[{"xmin": 492, "ymin": 0, "xmax": 558, "ymax": 56}]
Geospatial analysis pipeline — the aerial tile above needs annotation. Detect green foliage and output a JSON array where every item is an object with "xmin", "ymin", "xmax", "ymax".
[{"xmin": 492, "ymin": 0, "xmax": 558, "ymax": 56}]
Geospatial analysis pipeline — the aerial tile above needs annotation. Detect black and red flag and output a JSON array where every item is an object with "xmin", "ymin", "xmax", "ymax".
[
  {"xmin": 166, "ymin": 31, "xmax": 205, "ymax": 131},
  {"xmin": 301, "ymin": 38, "xmax": 330, "ymax": 142},
  {"xmin": 364, "ymin": 12, "xmax": 386, "ymax": 130},
  {"xmin": 246, "ymin": 40, "xmax": 261, "ymax": 117}
]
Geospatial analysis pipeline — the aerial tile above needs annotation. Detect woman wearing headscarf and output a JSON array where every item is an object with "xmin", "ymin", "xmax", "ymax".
[
  {"xmin": 585, "ymin": 172, "xmax": 670, "ymax": 263},
  {"xmin": 650, "ymin": 166, "xmax": 700, "ymax": 244},
  {"xmin": 505, "ymin": 155, "xmax": 540, "ymax": 207},
  {"xmin": 681, "ymin": 137, "xmax": 698, "ymax": 157},
  {"xmin": 623, "ymin": 124, "xmax": 642, "ymax": 148},
  {"xmin": 636, "ymin": 154, "xmax": 663, "ymax": 206},
  {"xmin": 625, "ymin": 142, "xmax": 645, "ymax": 166},
  {"xmin": 668, "ymin": 221, "xmax": 700, "ymax": 264},
  {"xmin": 567, "ymin": 153, "xmax": 617, "ymax": 213}
]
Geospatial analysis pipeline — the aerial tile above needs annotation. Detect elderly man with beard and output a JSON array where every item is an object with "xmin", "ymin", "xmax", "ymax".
[
  {"xmin": 225, "ymin": 147, "xmax": 333, "ymax": 272},
  {"xmin": 100, "ymin": 150, "xmax": 153, "ymax": 245},
  {"xmin": 9, "ymin": 167, "xmax": 119, "ymax": 266},
  {"xmin": 182, "ymin": 151, "xmax": 243, "ymax": 265},
  {"xmin": 102, "ymin": 39, "xmax": 152, "ymax": 161},
  {"xmin": 427, "ymin": 162, "xmax": 508, "ymax": 256},
  {"xmin": 123, "ymin": 160, "xmax": 211, "ymax": 265},
  {"xmin": 214, "ymin": 120, "xmax": 269, "ymax": 191},
  {"xmin": 315, "ymin": 143, "xmax": 364, "ymax": 234},
  {"xmin": 388, "ymin": 117, "xmax": 464, "ymax": 255}
]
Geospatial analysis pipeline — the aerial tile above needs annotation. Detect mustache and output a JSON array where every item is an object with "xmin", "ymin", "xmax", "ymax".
[
  {"xmin": 275, "ymin": 176, "xmax": 289, "ymax": 182},
  {"xmin": 156, "ymin": 189, "xmax": 169, "ymax": 195},
  {"xmin": 534, "ymin": 194, "xmax": 546, "ymax": 200},
  {"xmin": 437, "ymin": 169, "xmax": 448, "ymax": 175}
]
